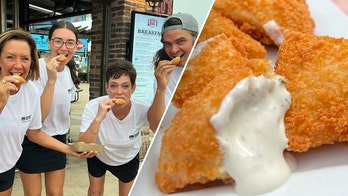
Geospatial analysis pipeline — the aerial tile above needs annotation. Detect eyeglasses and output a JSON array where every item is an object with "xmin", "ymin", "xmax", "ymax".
[{"xmin": 51, "ymin": 38, "xmax": 76, "ymax": 49}]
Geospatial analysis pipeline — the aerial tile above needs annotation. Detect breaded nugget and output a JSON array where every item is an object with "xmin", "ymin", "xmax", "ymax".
[
  {"xmin": 172, "ymin": 34, "xmax": 273, "ymax": 108},
  {"xmin": 173, "ymin": 34, "xmax": 240, "ymax": 108},
  {"xmin": 113, "ymin": 99, "xmax": 126, "ymax": 105},
  {"xmin": 12, "ymin": 75, "xmax": 26, "ymax": 84},
  {"xmin": 275, "ymin": 31, "xmax": 348, "ymax": 152},
  {"xmin": 156, "ymin": 66, "xmax": 250, "ymax": 193},
  {"xmin": 199, "ymin": 9, "xmax": 267, "ymax": 59},
  {"xmin": 171, "ymin": 56, "xmax": 181, "ymax": 65},
  {"xmin": 213, "ymin": 0, "xmax": 315, "ymax": 45},
  {"xmin": 156, "ymin": 45, "xmax": 275, "ymax": 194}
]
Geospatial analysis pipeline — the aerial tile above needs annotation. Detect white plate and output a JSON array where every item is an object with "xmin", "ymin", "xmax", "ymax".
[{"xmin": 130, "ymin": 1, "xmax": 348, "ymax": 195}]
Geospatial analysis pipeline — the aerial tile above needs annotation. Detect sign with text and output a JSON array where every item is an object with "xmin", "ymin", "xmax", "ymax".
[
  {"xmin": 157, "ymin": 0, "xmax": 173, "ymax": 15},
  {"xmin": 129, "ymin": 11, "xmax": 167, "ymax": 104}
]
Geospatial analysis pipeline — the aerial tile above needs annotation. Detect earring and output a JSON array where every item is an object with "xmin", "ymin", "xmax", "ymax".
[{"xmin": 28, "ymin": 69, "xmax": 32, "ymax": 75}]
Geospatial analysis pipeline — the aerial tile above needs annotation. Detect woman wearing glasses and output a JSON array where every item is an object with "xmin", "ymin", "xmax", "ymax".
[{"xmin": 16, "ymin": 21, "xmax": 88, "ymax": 195}]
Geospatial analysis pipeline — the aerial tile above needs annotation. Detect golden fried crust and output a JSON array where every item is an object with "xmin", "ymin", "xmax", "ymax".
[
  {"xmin": 275, "ymin": 31, "xmax": 348, "ymax": 152},
  {"xmin": 113, "ymin": 99, "xmax": 126, "ymax": 105},
  {"xmin": 156, "ymin": 47, "xmax": 274, "ymax": 193},
  {"xmin": 199, "ymin": 9, "xmax": 267, "ymax": 59},
  {"xmin": 58, "ymin": 55, "xmax": 67, "ymax": 61},
  {"xmin": 213, "ymin": 0, "xmax": 315, "ymax": 45},
  {"xmin": 156, "ymin": 66, "xmax": 253, "ymax": 193},
  {"xmin": 172, "ymin": 34, "xmax": 244, "ymax": 108},
  {"xmin": 12, "ymin": 75, "xmax": 26, "ymax": 84},
  {"xmin": 171, "ymin": 56, "xmax": 181, "ymax": 65},
  {"xmin": 172, "ymin": 34, "xmax": 273, "ymax": 108}
]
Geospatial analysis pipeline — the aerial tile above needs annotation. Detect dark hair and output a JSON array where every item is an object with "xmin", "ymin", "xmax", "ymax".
[
  {"xmin": 48, "ymin": 21, "xmax": 80, "ymax": 87},
  {"xmin": 162, "ymin": 18, "xmax": 182, "ymax": 30},
  {"xmin": 152, "ymin": 48, "xmax": 171, "ymax": 68},
  {"xmin": 48, "ymin": 21, "xmax": 78, "ymax": 41},
  {"xmin": 67, "ymin": 60, "xmax": 81, "ymax": 88},
  {"xmin": 0, "ymin": 28, "xmax": 40, "ymax": 81},
  {"xmin": 106, "ymin": 60, "xmax": 137, "ymax": 86}
]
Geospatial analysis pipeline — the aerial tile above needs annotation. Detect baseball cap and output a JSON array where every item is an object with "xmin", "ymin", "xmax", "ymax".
[{"xmin": 161, "ymin": 13, "xmax": 199, "ymax": 34}]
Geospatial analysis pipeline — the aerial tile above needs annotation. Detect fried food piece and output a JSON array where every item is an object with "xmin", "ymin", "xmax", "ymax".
[
  {"xmin": 113, "ymin": 99, "xmax": 126, "ymax": 105},
  {"xmin": 172, "ymin": 34, "xmax": 273, "ymax": 108},
  {"xmin": 213, "ymin": 0, "xmax": 315, "ymax": 45},
  {"xmin": 156, "ymin": 56, "xmax": 274, "ymax": 193},
  {"xmin": 171, "ymin": 56, "xmax": 181, "ymax": 65},
  {"xmin": 173, "ymin": 34, "xmax": 238, "ymax": 108},
  {"xmin": 275, "ymin": 31, "xmax": 348, "ymax": 152},
  {"xmin": 12, "ymin": 75, "xmax": 26, "ymax": 84},
  {"xmin": 58, "ymin": 54, "xmax": 67, "ymax": 61},
  {"xmin": 199, "ymin": 8, "xmax": 267, "ymax": 59}
]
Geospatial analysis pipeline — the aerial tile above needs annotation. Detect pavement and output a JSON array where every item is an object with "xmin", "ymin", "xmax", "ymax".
[{"xmin": 12, "ymin": 83, "xmax": 119, "ymax": 195}]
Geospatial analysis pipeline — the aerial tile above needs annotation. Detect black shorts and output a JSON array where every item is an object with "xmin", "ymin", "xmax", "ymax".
[
  {"xmin": 87, "ymin": 154, "xmax": 139, "ymax": 183},
  {"xmin": 16, "ymin": 134, "xmax": 67, "ymax": 173},
  {"xmin": 0, "ymin": 167, "xmax": 15, "ymax": 192}
]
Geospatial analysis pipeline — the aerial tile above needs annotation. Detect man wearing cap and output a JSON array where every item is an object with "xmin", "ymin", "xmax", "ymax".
[{"xmin": 147, "ymin": 13, "xmax": 199, "ymax": 132}]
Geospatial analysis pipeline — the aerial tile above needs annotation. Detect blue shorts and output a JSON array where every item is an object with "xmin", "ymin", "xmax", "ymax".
[
  {"xmin": 0, "ymin": 167, "xmax": 15, "ymax": 192},
  {"xmin": 87, "ymin": 154, "xmax": 139, "ymax": 183}
]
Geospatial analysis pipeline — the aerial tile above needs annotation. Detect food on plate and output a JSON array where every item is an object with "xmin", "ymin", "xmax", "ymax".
[
  {"xmin": 113, "ymin": 98, "xmax": 126, "ymax": 105},
  {"xmin": 198, "ymin": 8, "xmax": 267, "ymax": 59},
  {"xmin": 275, "ymin": 31, "xmax": 348, "ymax": 152},
  {"xmin": 69, "ymin": 142, "xmax": 104, "ymax": 152},
  {"xmin": 12, "ymin": 75, "xmax": 26, "ymax": 84},
  {"xmin": 172, "ymin": 34, "xmax": 273, "ymax": 108},
  {"xmin": 156, "ymin": 0, "xmax": 346, "ymax": 194},
  {"xmin": 171, "ymin": 56, "xmax": 181, "ymax": 65},
  {"xmin": 213, "ymin": 0, "xmax": 315, "ymax": 45},
  {"xmin": 156, "ymin": 43, "xmax": 282, "ymax": 193},
  {"xmin": 58, "ymin": 54, "xmax": 68, "ymax": 61}
]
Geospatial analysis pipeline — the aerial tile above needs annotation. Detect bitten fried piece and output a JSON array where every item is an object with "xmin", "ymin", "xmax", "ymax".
[
  {"xmin": 156, "ymin": 66, "xmax": 249, "ymax": 193},
  {"xmin": 171, "ymin": 56, "xmax": 181, "ymax": 65},
  {"xmin": 275, "ymin": 31, "xmax": 348, "ymax": 152},
  {"xmin": 12, "ymin": 75, "xmax": 26, "ymax": 84},
  {"xmin": 172, "ymin": 34, "xmax": 273, "ymax": 108},
  {"xmin": 199, "ymin": 8, "xmax": 267, "ymax": 59},
  {"xmin": 213, "ymin": 0, "xmax": 315, "ymax": 45},
  {"xmin": 113, "ymin": 99, "xmax": 126, "ymax": 105},
  {"xmin": 156, "ymin": 50, "xmax": 275, "ymax": 194},
  {"xmin": 58, "ymin": 54, "xmax": 67, "ymax": 61}
]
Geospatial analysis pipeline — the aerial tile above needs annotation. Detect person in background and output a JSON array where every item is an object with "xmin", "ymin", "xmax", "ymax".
[
  {"xmin": 147, "ymin": 13, "xmax": 199, "ymax": 132},
  {"xmin": 16, "ymin": 21, "xmax": 96, "ymax": 196},
  {"xmin": 78, "ymin": 60, "xmax": 164, "ymax": 196},
  {"xmin": 0, "ymin": 28, "xmax": 92, "ymax": 196}
]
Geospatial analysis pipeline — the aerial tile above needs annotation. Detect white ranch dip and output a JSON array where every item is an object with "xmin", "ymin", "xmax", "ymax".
[
  {"xmin": 210, "ymin": 75, "xmax": 293, "ymax": 195},
  {"xmin": 263, "ymin": 20, "xmax": 284, "ymax": 46}
]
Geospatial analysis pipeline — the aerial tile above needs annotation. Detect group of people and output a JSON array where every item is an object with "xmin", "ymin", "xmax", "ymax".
[{"xmin": 0, "ymin": 12, "xmax": 198, "ymax": 196}]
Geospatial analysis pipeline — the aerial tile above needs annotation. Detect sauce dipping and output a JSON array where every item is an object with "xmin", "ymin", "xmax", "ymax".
[{"xmin": 211, "ymin": 75, "xmax": 294, "ymax": 195}]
